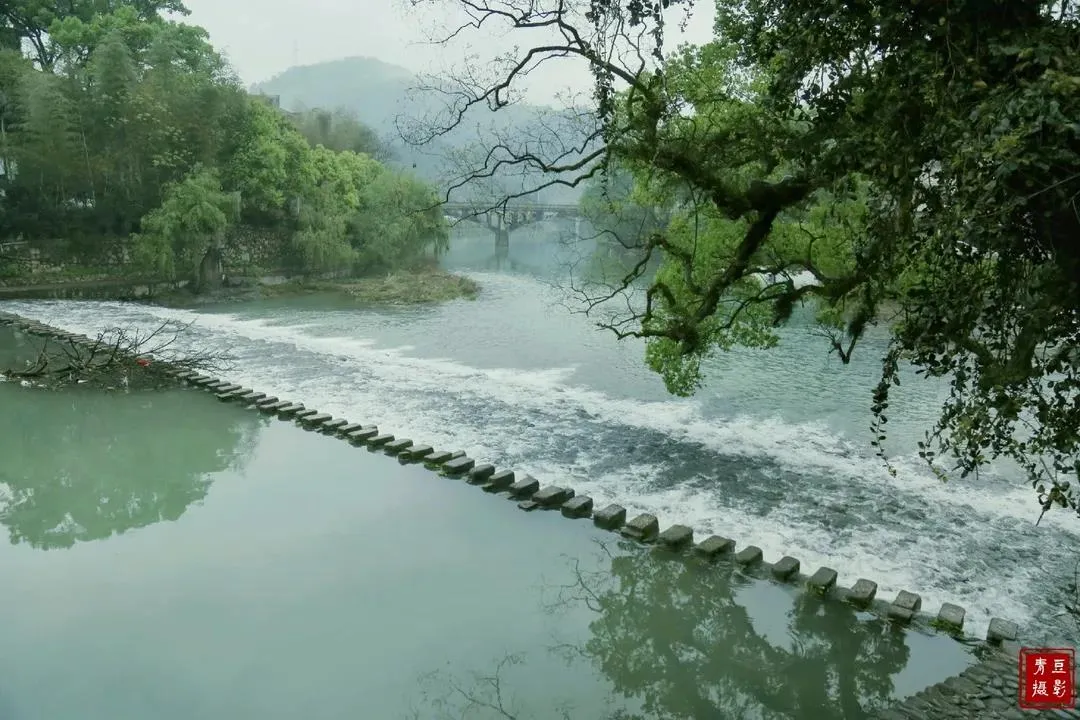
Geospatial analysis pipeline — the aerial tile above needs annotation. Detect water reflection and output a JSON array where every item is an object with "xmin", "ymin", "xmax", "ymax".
[
  {"xmin": 0, "ymin": 383, "xmax": 262, "ymax": 549},
  {"xmin": 412, "ymin": 540, "xmax": 969, "ymax": 719}
]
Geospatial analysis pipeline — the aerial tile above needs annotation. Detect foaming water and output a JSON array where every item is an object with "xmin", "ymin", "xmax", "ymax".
[{"xmin": 4, "ymin": 266, "xmax": 1075, "ymax": 645}]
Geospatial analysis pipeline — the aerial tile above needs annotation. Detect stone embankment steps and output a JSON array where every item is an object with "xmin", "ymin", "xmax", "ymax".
[
  {"xmin": 0, "ymin": 310, "xmax": 1035, "ymax": 715},
  {"xmin": 877, "ymin": 646, "xmax": 1080, "ymax": 719}
]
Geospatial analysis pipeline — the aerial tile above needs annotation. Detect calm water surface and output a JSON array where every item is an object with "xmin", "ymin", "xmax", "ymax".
[
  {"xmin": 3, "ymin": 223, "xmax": 1075, "ymax": 648},
  {"xmin": 0, "ymin": 367, "xmax": 974, "ymax": 718}
]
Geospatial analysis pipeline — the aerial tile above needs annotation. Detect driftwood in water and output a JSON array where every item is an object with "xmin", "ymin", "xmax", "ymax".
[{"xmin": 3, "ymin": 320, "xmax": 232, "ymax": 390}]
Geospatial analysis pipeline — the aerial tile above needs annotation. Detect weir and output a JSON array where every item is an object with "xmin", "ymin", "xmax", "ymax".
[{"xmin": 0, "ymin": 308, "xmax": 1035, "ymax": 718}]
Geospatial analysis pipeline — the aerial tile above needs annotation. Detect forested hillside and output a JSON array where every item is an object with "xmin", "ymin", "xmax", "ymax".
[
  {"xmin": 253, "ymin": 56, "xmax": 586, "ymax": 205},
  {"xmin": 0, "ymin": 3, "xmax": 447, "ymax": 287}
]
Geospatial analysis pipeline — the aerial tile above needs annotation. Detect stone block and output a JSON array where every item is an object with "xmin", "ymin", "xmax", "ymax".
[
  {"xmin": 483, "ymin": 470, "xmax": 515, "ymax": 492},
  {"xmin": 255, "ymin": 397, "xmax": 280, "ymax": 408},
  {"xmin": 188, "ymin": 374, "xmax": 211, "ymax": 385},
  {"xmin": 239, "ymin": 391, "xmax": 266, "ymax": 402},
  {"xmin": 561, "ymin": 496, "xmax": 593, "ymax": 518},
  {"xmin": 215, "ymin": 383, "xmax": 242, "ymax": 393},
  {"xmin": 693, "ymin": 535, "xmax": 734, "ymax": 559},
  {"xmin": 936, "ymin": 603, "xmax": 966, "ymax": 632},
  {"xmin": 263, "ymin": 401, "xmax": 291, "ymax": 413},
  {"xmin": 657, "ymin": 524, "xmax": 694, "ymax": 550},
  {"xmin": 467, "ymin": 464, "xmax": 496, "ymax": 484},
  {"xmin": 405, "ymin": 445, "xmax": 434, "ymax": 461},
  {"xmin": 592, "ymin": 504, "xmax": 627, "ymax": 530},
  {"xmin": 508, "ymin": 476, "xmax": 540, "ymax": 497},
  {"xmin": 887, "ymin": 605, "xmax": 915, "ymax": 623},
  {"xmin": 423, "ymin": 451, "xmax": 454, "ymax": 465},
  {"xmin": 337, "ymin": 423, "xmax": 365, "ymax": 435},
  {"xmin": 347, "ymin": 427, "xmax": 378, "ymax": 442},
  {"xmin": 621, "ymin": 514, "xmax": 659, "ymax": 542},
  {"xmin": 518, "ymin": 500, "xmax": 540, "ymax": 512},
  {"xmin": 807, "ymin": 567, "xmax": 838, "ymax": 594},
  {"xmin": 771, "ymin": 556, "xmax": 801, "ymax": 580},
  {"xmin": 846, "ymin": 578, "xmax": 878, "ymax": 606},
  {"xmin": 533, "ymin": 486, "xmax": 574, "ymax": 507},
  {"xmin": 204, "ymin": 380, "xmax": 230, "ymax": 390},
  {"xmin": 986, "ymin": 617, "xmax": 1018, "ymax": 644},
  {"xmin": 320, "ymin": 418, "xmax": 348, "ymax": 432},
  {"xmin": 893, "ymin": 590, "xmax": 922, "ymax": 613},
  {"xmin": 300, "ymin": 412, "xmax": 332, "ymax": 426},
  {"xmin": 277, "ymin": 404, "xmax": 305, "ymax": 417},
  {"xmin": 215, "ymin": 390, "xmax": 243, "ymax": 401},
  {"xmin": 368, "ymin": 434, "xmax": 394, "ymax": 446},
  {"xmin": 735, "ymin": 546, "xmax": 763, "ymax": 566},
  {"xmin": 443, "ymin": 456, "xmax": 475, "ymax": 475},
  {"xmin": 384, "ymin": 438, "xmax": 414, "ymax": 454},
  {"xmin": 449, "ymin": 451, "xmax": 466, "ymax": 459}
]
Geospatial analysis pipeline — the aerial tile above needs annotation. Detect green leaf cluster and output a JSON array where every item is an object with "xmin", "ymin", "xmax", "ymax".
[
  {"xmin": 0, "ymin": 2, "xmax": 447, "ymax": 281},
  {"xmin": 583, "ymin": 0, "xmax": 1080, "ymax": 518}
]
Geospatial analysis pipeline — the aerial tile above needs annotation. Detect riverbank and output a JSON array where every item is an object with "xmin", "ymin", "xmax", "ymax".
[
  {"xmin": 257, "ymin": 266, "xmax": 479, "ymax": 305},
  {"xmin": 0, "ymin": 265, "xmax": 479, "ymax": 307}
]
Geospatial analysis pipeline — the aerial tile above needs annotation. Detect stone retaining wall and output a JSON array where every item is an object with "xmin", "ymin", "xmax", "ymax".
[{"xmin": 0, "ymin": 309, "xmax": 1039, "ymax": 714}]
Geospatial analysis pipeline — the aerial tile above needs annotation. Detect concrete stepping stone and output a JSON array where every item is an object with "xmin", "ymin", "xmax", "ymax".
[
  {"xmin": 771, "ymin": 556, "xmax": 801, "ymax": 580},
  {"xmin": 693, "ymin": 535, "xmax": 734, "ymax": 559},
  {"xmin": 299, "ymin": 412, "xmax": 331, "ymax": 426},
  {"xmin": 423, "ymin": 450, "xmax": 454, "ymax": 465},
  {"xmin": 483, "ymin": 470, "xmax": 515, "ymax": 492},
  {"xmin": 845, "ymin": 578, "xmax": 877, "ymax": 607},
  {"xmin": 507, "ymin": 476, "xmax": 539, "ymax": 498},
  {"xmin": 384, "ymin": 438, "xmax": 414, "ymax": 454},
  {"xmin": 347, "ymin": 426, "xmax": 378, "ymax": 442},
  {"xmin": 443, "ymin": 456, "xmax": 475, "ymax": 475},
  {"xmin": 735, "ymin": 546, "xmax": 763, "ymax": 566},
  {"xmin": 320, "ymin": 418, "xmax": 348, "ymax": 432},
  {"xmin": 533, "ymin": 486, "xmax": 574, "ymax": 507},
  {"xmin": 936, "ymin": 603, "xmax": 966, "ymax": 632},
  {"xmin": 620, "ymin": 514, "xmax": 659, "ymax": 542},
  {"xmin": 561, "ymin": 496, "xmax": 593, "ymax": 518},
  {"xmin": 807, "ymin": 567, "xmax": 838, "ymax": 595},
  {"xmin": 405, "ymin": 445, "xmax": 434, "ymax": 461},
  {"xmin": 592, "ymin": 504, "xmax": 626, "ymax": 530},
  {"xmin": 657, "ymin": 525, "xmax": 694, "ymax": 550},
  {"xmin": 466, "ymin": 464, "xmax": 496, "ymax": 484}
]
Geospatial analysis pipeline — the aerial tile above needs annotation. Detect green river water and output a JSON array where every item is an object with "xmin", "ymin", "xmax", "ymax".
[{"xmin": 0, "ymin": 322, "xmax": 978, "ymax": 719}]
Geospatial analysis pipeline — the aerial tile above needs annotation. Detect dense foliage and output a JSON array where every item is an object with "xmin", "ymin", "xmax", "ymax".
[
  {"xmin": 624, "ymin": 0, "xmax": 1080, "ymax": 521},
  {"xmin": 422, "ymin": 0, "xmax": 1080, "ymax": 521},
  {"xmin": 0, "ymin": 1, "xmax": 446, "ymax": 283}
]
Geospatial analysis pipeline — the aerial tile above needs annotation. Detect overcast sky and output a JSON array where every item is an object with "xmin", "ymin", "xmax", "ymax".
[{"xmin": 179, "ymin": 0, "xmax": 716, "ymax": 104}]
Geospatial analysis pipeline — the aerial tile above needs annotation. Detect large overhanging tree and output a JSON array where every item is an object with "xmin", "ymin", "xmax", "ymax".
[{"xmin": 408, "ymin": 0, "xmax": 1080, "ymax": 520}]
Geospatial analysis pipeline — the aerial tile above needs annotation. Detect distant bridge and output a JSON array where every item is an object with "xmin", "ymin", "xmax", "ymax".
[{"xmin": 441, "ymin": 202, "xmax": 584, "ymax": 248}]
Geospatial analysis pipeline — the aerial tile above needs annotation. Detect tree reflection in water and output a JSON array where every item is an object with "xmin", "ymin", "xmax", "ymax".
[
  {"xmin": 0, "ymin": 384, "xmax": 263, "ymax": 549},
  {"xmin": 410, "ymin": 539, "xmax": 918, "ymax": 720}
]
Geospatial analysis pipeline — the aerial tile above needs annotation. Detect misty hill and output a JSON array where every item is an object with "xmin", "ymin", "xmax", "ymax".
[{"xmin": 252, "ymin": 57, "xmax": 587, "ymax": 204}]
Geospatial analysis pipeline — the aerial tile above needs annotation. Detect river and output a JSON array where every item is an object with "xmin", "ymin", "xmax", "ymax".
[{"xmin": 3, "ymin": 222, "xmax": 1077, "ymax": 646}]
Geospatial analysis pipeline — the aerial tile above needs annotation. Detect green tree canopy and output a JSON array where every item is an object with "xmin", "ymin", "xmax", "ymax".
[
  {"xmin": 1, "ymin": 4, "xmax": 447, "ymax": 283},
  {"xmin": 415, "ymin": 0, "xmax": 1080, "ymax": 519}
]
